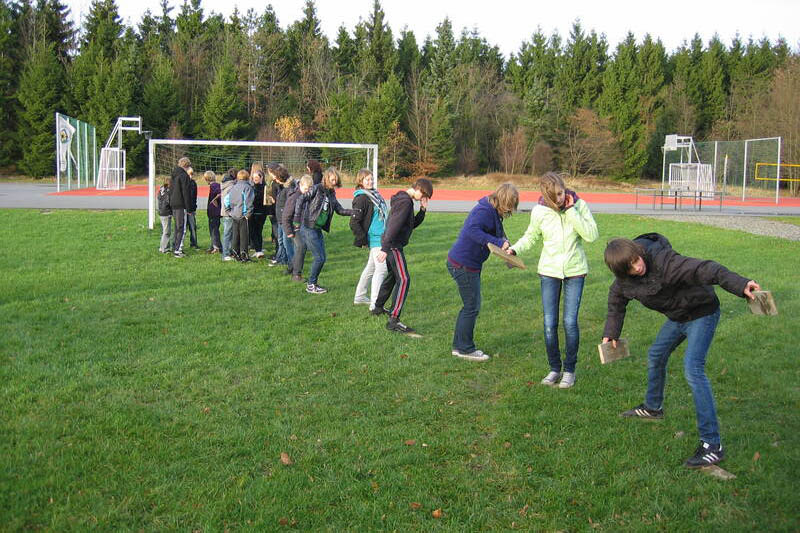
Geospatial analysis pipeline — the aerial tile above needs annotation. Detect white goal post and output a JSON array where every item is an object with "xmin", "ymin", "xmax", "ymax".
[{"xmin": 148, "ymin": 139, "xmax": 379, "ymax": 230}]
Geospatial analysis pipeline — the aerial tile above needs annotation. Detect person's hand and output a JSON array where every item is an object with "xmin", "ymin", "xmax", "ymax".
[
  {"xmin": 501, "ymin": 240, "xmax": 510, "ymax": 251},
  {"xmin": 287, "ymin": 233, "xmax": 294, "ymax": 238},
  {"xmin": 376, "ymin": 250, "xmax": 387, "ymax": 263},
  {"xmin": 602, "ymin": 337, "xmax": 617, "ymax": 348},
  {"xmin": 743, "ymin": 280, "xmax": 761, "ymax": 300},
  {"xmin": 506, "ymin": 247, "xmax": 516, "ymax": 255},
  {"xmin": 564, "ymin": 193, "xmax": 575, "ymax": 209},
  {"xmin": 420, "ymin": 196, "xmax": 429, "ymax": 210}
]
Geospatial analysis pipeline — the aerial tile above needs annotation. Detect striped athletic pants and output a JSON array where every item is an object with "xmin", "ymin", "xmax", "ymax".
[{"xmin": 375, "ymin": 248, "xmax": 410, "ymax": 319}]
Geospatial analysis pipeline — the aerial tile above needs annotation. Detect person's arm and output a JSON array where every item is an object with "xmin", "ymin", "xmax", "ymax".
[
  {"xmin": 282, "ymin": 195, "xmax": 296, "ymax": 237},
  {"xmin": 333, "ymin": 195, "xmax": 354, "ymax": 217},
  {"xmin": 293, "ymin": 193, "xmax": 306, "ymax": 229},
  {"xmin": 602, "ymin": 281, "xmax": 630, "ymax": 343},
  {"xmin": 349, "ymin": 195, "xmax": 369, "ymax": 242},
  {"xmin": 565, "ymin": 199, "xmax": 598, "ymax": 243},
  {"xmin": 510, "ymin": 209, "xmax": 542, "ymax": 254},
  {"xmin": 412, "ymin": 197, "xmax": 427, "ymax": 228},
  {"xmin": 463, "ymin": 207, "xmax": 507, "ymax": 249},
  {"xmin": 660, "ymin": 250, "xmax": 752, "ymax": 298}
]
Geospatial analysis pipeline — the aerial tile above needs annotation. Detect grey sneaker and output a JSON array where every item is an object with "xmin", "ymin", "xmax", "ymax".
[
  {"xmin": 306, "ymin": 283, "xmax": 328, "ymax": 294},
  {"xmin": 452, "ymin": 349, "xmax": 490, "ymax": 362},
  {"xmin": 386, "ymin": 318, "xmax": 422, "ymax": 338},
  {"xmin": 558, "ymin": 372, "xmax": 576, "ymax": 388},
  {"xmin": 541, "ymin": 371, "xmax": 561, "ymax": 386}
]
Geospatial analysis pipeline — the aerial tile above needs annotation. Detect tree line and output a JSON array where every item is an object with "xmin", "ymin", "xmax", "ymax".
[{"xmin": 2, "ymin": 0, "xmax": 798, "ymax": 181}]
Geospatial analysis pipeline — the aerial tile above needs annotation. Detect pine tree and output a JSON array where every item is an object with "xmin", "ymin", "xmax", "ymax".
[
  {"xmin": 37, "ymin": 0, "xmax": 75, "ymax": 64},
  {"xmin": 201, "ymin": 56, "xmax": 249, "ymax": 140},
  {"xmin": 698, "ymin": 36, "xmax": 727, "ymax": 136},
  {"xmin": 395, "ymin": 28, "xmax": 420, "ymax": 87},
  {"xmin": 82, "ymin": 0, "xmax": 123, "ymax": 60},
  {"xmin": 17, "ymin": 38, "xmax": 61, "ymax": 177},
  {"xmin": 333, "ymin": 25, "xmax": 356, "ymax": 77},
  {"xmin": 599, "ymin": 33, "xmax": 646, "ymax": 180},
  {"xmin": 142, "ymin": 54, "xmax": 180, "ymax": 138},
  {"xmin": 427, "ymin": 18, "xmax": 456, "ymax": 97},
  {"xmin": 359, "ymin": 0, "xmax": 395, "ymax": 86},
  {"xmin": 428, "ymin": 97, "xmax": 455, "ymax": 176},
  {"xmin": 0, "ymin": 0, "xmax": 18, "ymax": 165},
  {"xmin": 357, "ymin": 72, "xmax": 405, "ymax": 144},
  {"xmin": 253, "ymin": 6, "xmax": 291, "ymax": 124}
]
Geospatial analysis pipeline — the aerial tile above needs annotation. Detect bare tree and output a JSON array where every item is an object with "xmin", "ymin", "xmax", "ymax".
[{"xmin": 561, "ymin": 108, "xmax": 622, "ymax": 177}]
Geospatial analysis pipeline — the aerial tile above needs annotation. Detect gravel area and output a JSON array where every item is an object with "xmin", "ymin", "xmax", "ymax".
[{"xmin": 644, "ymin": 215, "xmax": 800, "ymax": 241}]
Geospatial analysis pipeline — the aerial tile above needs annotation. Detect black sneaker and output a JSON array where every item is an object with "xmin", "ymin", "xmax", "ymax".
[
  {"xmin": 173, "ymin": 250, "xmax": 185, "ymax": 258},
  {"xmin": 620, "ymin": 403, "xmax": 664, "ymax": 420},
  {"xmin": 230, "ymin": 250, "xmax": 240, "ymax": 261},
  {"xmin": 685, "ymin": 441, "xmax": 724, "ymax": 468},
  {"xmin": 239, "ymin": 252, "xmax": 251, "ymax": 263},
  {"xmin": 370, "ymin": 306, "xmax": 389, "ymax": 316},
  {"xmin": 386, "ymin": 317, "xmax": 422, "ymax": 338}
]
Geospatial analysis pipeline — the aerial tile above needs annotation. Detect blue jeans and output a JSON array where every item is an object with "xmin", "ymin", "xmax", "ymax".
[
  {"xmin": 277, "ymin": 225, "xmax": 294, "ymax": 265},
  {"xmin": 644, "ymin": 308, "xmax": 721, "ymax": 445},
  {"xmin": 222, "ymin": 217, "xmax": 233, "ymax": 257},
  {"xmin": 448, "ymin": 261, "xmax": 481, "ymax": 353},
  {"xmin": 540, "ymin": 275, "xmax": 585, "ymax": 373},
  {"xmin": 299, "ymin": 227, "xmax": 326, "ymax": 285}
]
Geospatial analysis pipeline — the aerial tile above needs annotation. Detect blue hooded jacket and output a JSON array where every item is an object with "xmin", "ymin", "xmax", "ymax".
[{"xmin": 447, "ymin": 196, "xmax": 507, "ymax": 271}]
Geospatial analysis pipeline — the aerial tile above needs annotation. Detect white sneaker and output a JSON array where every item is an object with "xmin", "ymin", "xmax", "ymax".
[
  {"xmin": 255, "ymin": 251, "xmax": 265, "ymax": 258},
  {"xmin": 452, "ymin": 349, "xmax": 490, "ymax": 362},
  {"xmin": 353, "ymin": 299, "xmax": 370, "ymax": 305},
  {"xmin": 541, "ymin": 371, "xmax": 562, "ymax": 386},
  {"xmin": 223, "ymin": 255, "xmax": 234, "ymax": 262},
  {"xmin": 558, "ymin": 372, "xmax": 576, "ymax": 389}
]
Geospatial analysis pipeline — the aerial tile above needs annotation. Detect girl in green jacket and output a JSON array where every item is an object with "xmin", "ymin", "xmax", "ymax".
[{"xmin": 510, "ymin": 173, "xmax": 598, "ymax": 388}]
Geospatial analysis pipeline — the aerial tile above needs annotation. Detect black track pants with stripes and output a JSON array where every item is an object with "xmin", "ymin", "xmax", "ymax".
[{"xmin": 375, "ymin": 248, "xmax": 410, "ymax": 320}]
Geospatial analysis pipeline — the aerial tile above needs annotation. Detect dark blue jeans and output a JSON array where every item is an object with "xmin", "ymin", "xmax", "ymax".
[
  {"xmin": 448, "ymin": 261, "xmax": 481, "ymax": 353},
  {"xmin": 299, "ymin": 227, "xmax": 326, "ymax": 284},
  {"xmin": 645, "ymin": 308, "xmax": 721, "ymax": 444},
  {"xmin": 277, "ymin": 225, "xmax": 294, "ymax": 265},
  {"xmin": 540, "ymin": 275, "xmax": 585, "ymax": 373}
]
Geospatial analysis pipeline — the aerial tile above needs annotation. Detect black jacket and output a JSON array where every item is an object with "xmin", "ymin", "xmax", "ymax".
[
  {"xmin": 188, "ymin": 178, "xmax": 197, "ymax": 212},
  {"xmin": 381, "ymin": 190, "xmax": 425, "ymax": 253},
  {"xmin": 603, "ymin": 233, "xmax": 750, "ymax": 339},
  {"xmin": 157, "ymin": 185, "xmax": 171, "ymax": 216},
  {"xmin": 294, "ymin": 184, "xmax": 353, "ymax": 233},
  {"xmin": 276, "ymin": 178, "xmax": 294, "ymax": 223},
  {"xmin": 349, "ymin": 191, "xmax": 374, "ymax": 248},
  {"xmin": 169, "ymin": 166, "xmax": 192, "ymax": 209},
  {"xmin": 267, "ymin": 180, "xmax": 281, "ymax": 217},
  {"xmin": 282, "ymin": 185, "xmax": 301, "ymax": 236},
  {"xmin": 252, "ymin": 182, "xmax": 267, "ymax": 216}
]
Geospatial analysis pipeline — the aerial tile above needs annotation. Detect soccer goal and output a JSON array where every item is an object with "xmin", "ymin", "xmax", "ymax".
[{"xmin": 147, "ymin": 140, "xmax": 379, "ymax": 229}]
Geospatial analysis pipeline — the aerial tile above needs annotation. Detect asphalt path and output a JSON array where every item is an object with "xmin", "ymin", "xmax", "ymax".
[{"xmin": 2, "ymin": 182, "xmax": 800, "ymax": 217}]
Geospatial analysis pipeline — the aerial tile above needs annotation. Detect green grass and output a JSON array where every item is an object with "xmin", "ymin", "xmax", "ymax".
[
  {"xmin": 765, "ymin": 216, "xmax": 800, "ymax": 226},
  {"xmin": 2, "ymin": 209, "xmax": 798, "ymax": 531}
]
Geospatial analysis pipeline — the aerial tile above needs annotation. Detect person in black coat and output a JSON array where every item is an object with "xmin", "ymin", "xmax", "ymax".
[
  {"xmin": 169, "ymin": 157, "xmax": 192, "ymax": 257},
  {"xmin": 602, "ymin": 233, "xmax": 760, "ymax": 468},
  {"xmin": 185, "ymin": 167, "xmax": 199, "ymax": 248}
]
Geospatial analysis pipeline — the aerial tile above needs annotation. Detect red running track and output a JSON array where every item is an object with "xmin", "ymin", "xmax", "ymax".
[{"xmin": 51, "ymin": 184, "xmax": 800, "ymax": 207}]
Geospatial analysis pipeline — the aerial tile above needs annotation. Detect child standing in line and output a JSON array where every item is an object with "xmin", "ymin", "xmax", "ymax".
[
  {"xmin": 186, "ymin": 167, "xmax": 199, "ymax": 249},
  {"xmin": 293, "ymin": 167, "xmax": 353, "ymax": 294},
  {"xmin": 157, "ymin": 177, "xmax": 172, "ymax": 253},
  {"xmin": 204, "ymin": 171, "xmax": 221, "ymax": 254},
  {"xmin": 220, "ymin": 168, "xmax": 236, "ymax": 261},
  {"xmin": 224, "ymin": 169, "xmax": 254, "ymax": 262},
  {"xmin": 602, "ymin": 233, "xmax": 760, "ymax": 468},
  {"xmin": 283, "ymin": 173, "xmax": 304, "ymax": 279},
  {"xmin": 509, "ymin": 172, "xmax": 598, "ymax": 389},
  {"xmin": 249, "ymin": 165, "xmax": 268, "ymax": 259},
  {"xmin": 374, "ymin": 178, "xmax": 433, "ymax": 336},
  {"xmin": 269, "ymin": 163, "xmax": 292, "ymax": 269},
  {"xmin": 169, "ymin": 157, "xmax": 192, "ymax": 258},
  {"xmin": 447, "ymin": 183, "xmax": 519, "ymax": 361},
  {"xmin": 350, "ymin": 168, "xmax": 389, "ymax": 310}
]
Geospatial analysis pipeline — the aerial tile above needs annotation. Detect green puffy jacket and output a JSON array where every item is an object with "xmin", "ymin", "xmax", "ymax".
[{"xmin": 511, "ymin": 199, "xmax": 598, "ymax": 278}]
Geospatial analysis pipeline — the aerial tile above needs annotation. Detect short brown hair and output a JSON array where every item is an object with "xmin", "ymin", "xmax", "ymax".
[
  {"xmin": 268, "ymin": 162, "xmax": 289, "ymax": 182},
  {"xmin": 540, "ymin": 172, "xmax": 566, "ymax": 211},
  {"xmin": 237, "ymin": 169, "xmax": 250, "ymax": 181},
  {"xmin": 307, "ymin": 159, "xmax": 322, "ymax": 174},
  {"xmin": 355, "ymin": 168, "xmax": 373, "ymax": 189},
  {"xmin": 604, "ymin": 238, "xmax": 646, "ymax": 279},
  {"xmin": 323, "ymin": 167, "xmax": 341, "ymax": 188},
  {"xmin": 178, "ymin": 157, "xmax": 191, "ymax": 168},
  {"xmin": 488, "ymin": 182, "xmax": 519, "ymax": 218},
  {"xmin": 413, "ymin": 178, "xmax": 433, "ymax": 199}
]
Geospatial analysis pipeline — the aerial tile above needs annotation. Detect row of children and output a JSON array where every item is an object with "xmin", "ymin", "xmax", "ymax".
[{"xmin": 449, "ymin": 172, "xmax": 760, "ymax": 468}]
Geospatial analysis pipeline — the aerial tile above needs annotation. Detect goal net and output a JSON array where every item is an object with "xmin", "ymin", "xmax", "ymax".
[{"xmin": 147, "ymin": 140, "xmax": 378, "ymax": 229}]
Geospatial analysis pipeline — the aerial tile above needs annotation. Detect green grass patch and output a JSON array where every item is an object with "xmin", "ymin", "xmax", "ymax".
[
  {"xmin": 2, "ymin": 209, "xmax": 798, "ymax": 531},
  {"xmin": 765, "ymin": 216, "xmax": 800, "ymax": 226}
]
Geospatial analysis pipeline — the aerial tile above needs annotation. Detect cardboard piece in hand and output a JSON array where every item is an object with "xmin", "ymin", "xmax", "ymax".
[
  {"xmin": 748, "ymin": 290, "xmax": 777, "ymax": 316},
  {"xmin": 487, "ymin": 242, "xmax": 526, "ymax": 269},
  {"xmin": 598, "ymin": 338, "xmax": 630, "ymax": 364}
]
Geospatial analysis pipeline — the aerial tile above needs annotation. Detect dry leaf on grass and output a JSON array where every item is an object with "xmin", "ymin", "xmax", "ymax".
[
  {"xmin": 753, "ymin": 451, "xmax": 761, "ymax": 461},
  {"xmin": 404, "ymin": 439, "xmax": 416, "ymax": 446},
  {"xmin": 280, "ymin": 452, "xmax": 293, "ymax": 465},
  {"xmin": 503, "ymin": 441, "xmax": 512, "ymax": 449},
  {"xmin": 410, "ymin": 502, "xmax": 422, "ymax": 510},
  {"xmin": 432, "ymin": 508, "xmax": 442, "ymax": 518}
]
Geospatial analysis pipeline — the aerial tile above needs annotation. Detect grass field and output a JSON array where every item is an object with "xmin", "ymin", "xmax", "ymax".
[{"xmin": 2, "ymin": 209, "xmax": 798, "ymax": 531}]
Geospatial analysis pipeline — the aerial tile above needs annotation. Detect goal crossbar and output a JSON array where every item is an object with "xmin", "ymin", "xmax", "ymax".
[{"xmin": 148, "ymin": 139, "xmax": 379, "ymax": 229}]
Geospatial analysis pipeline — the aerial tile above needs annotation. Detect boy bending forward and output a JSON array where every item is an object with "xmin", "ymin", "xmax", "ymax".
[{"xmin": 602, "ymin": 233, "xmax": 759, "ymax": 468}]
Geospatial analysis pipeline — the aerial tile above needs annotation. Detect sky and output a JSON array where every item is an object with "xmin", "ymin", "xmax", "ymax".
[{"xmin": 64, "ymin": 0, "xmax": 800, "ymax": 58}]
